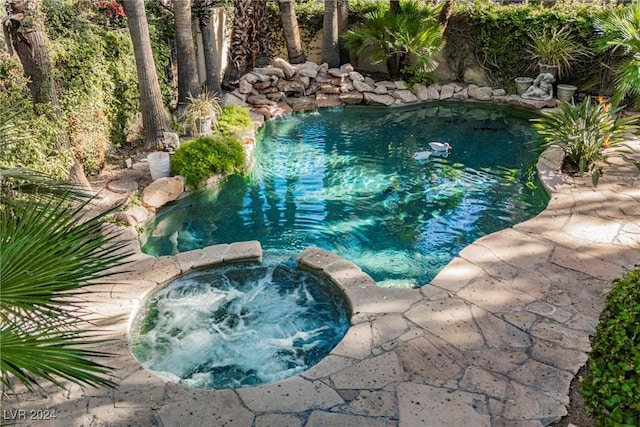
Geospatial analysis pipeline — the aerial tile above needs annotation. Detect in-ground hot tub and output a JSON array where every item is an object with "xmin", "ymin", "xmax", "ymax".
[{"xmin": 129, "ymin": 254, "xmax": 350, "ymax": 390}]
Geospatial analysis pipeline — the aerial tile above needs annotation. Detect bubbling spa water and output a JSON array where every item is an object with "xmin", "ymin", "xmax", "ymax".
[
  {"xmin": 141, "ymin": 102, "xmax": 549, "ymax": 288},
  {"xmin": 130, "ymin": 258, "xmax": 350, "ymax": 390}
]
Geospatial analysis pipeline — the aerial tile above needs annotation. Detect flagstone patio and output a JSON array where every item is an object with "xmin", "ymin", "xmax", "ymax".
[{"xmin": 2, "ymin": 139, "xmax": 640, "ymax": 426}]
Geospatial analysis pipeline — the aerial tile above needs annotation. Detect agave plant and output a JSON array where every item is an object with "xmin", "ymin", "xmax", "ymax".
[
  {"xmin": 531, "ymin": 96, "xmax": 639, "ymax": 186},
  {"xmin": 594, "ymin": 3, "xmax": 640, "ymax": 106},
  {"xmin": 342, "ymin": 0, "xmax": 444, "ymax": 80},
  {"xmin": 0, "ymin": 108, "xmax": 129, "ymax": 390}
]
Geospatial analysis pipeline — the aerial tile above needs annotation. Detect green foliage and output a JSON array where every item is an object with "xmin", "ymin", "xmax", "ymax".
[
  {"xmin": 595, "ymin": 3, "xmax": 640, "ymax": 107},
  {"xmin": 1, "ymin": 106, "xmax": 128, "ymax": 391},
  {"xmin": 342, "ymin": 0, "xmax": 445, "ymax": 77},
  {"xmin": 179, "ymin": 91, "xmax": 223, "ymax": 137},
  {"xmin": 2, "ymin": 0, "xmax": 176, "ymax": 176},
  {"xmin": 0, "ymin": 70, "xmax": 73, "ymax": 179},
  {"xmin": 38, "ymin": 0, "xmax": 141, "ymax": 174},
  {"xmin": 449, "ymin": 2, "xmax": 601, "ymax": 85},
  {"xmin": 0, "ymin": 198, "xmax": 127, "ymax": 390},
  {"xmin": 528, "ymin": 26, "xmax": 592, "ymax": 79},
  {"xmin": 172, "ymin": 136, "xmax": 245, "ymax": 189},
  {"xmin": 531, "ymin": 96, "xmax": 639, "ymax": 186},
  {"xmin": 403, "ymin": 64, "xmax": 437, "ymax": 87},
  {"xmin": 217, "ymin": 105, "xmax": 253, "ymax": 137},
  {"xmin": 266, "ymin": 0, "xmax": 381, "ymax": 51},
  {"xmin": 582, "ymin": 268, "xmax": 640, "ymax": 425}
]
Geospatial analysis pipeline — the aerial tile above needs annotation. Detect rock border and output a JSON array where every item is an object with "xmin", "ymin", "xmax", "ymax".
[
  {"xmin": 223, "ymin": 59, "xmax": 557, "ymax": 127},
  {"xmin": 119, "ymin": 60, "xmax": 560, "ymax": 227}
]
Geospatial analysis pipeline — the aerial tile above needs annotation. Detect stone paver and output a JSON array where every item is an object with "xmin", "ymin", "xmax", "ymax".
[{"xmin": 2, "ymin": 131, "xmax": 639, "ymax": 427}]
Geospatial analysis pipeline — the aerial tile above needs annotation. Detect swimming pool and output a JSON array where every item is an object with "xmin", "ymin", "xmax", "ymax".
[{"xmin": 141, "ymin": 102, "xmax": 548, "ymax": 288}]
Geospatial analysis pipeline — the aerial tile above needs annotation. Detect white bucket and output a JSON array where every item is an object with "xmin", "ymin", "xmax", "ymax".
[{"xmin": 147, "ymin": 151, "xmax": 171, "ymax": 181}]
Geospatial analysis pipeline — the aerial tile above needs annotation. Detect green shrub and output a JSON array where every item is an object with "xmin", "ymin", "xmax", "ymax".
[
  {"xmin": 217, "ymin": 105, "xmax": 253, "ymax": 137},
  {"xmin": 448, "ymin": 2, "xmax": 602, "ymax": 86},
  {"xmin": 403, "ymin": 64, "xmax": 438, "ymax": 87},
  {"xmin": 0, "ymin": 57, "xmax": 73, "ymax": 179},
  {"xmin": 172, "ymin": 136, "xmax": 245, "ymax": 190},
  {"xmin": 41, "ymin": 0, "xmax": 140, "ymax": 173},
  {"xmin": 582, "ymin": 268, "xmax": 640, "ymax": 425}
]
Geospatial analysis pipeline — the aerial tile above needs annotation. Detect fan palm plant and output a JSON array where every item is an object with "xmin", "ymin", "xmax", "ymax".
[
  {"xmin": 531, "ymin": 96, "xmax": 639, "ymax": 186},
  {"xmin": 594, "ymin": 3, "xmax": 640, "ymax": 106},
  {"xmin": 342, "ymin": 0, "xmax": 444, "ymax": 80},
  {"xmin": 1, "ymin": 108, "xmax": 129, "ymax": 391}
]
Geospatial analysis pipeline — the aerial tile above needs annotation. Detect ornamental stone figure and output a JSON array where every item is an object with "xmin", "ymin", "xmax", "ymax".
[{"xmin": 522, "ymin": 73, "xmax": 555, "ymax": 101}]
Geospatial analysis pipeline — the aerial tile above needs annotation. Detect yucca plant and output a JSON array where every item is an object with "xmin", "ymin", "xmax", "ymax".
[
  {"xmin": 179, "ymin": 90, "xmax": 222, "ymax": 137},
  {"xmin": 1, "ymin": 108, "xmax": 130, "ymax": 391},
  {"xmin": 594, "ymin": 3, "xmax": 640, "ymax": 107},
  {"xmin": 531, "ymin": 96, "xmax": 639, "ymax": 186},
  {"xmin": 528, "ymin": 27, "xmax": 591, "ymax": 80},
  {"xmin": 342, "ymin": 0, "xmax": 444, "ymax": 80}
]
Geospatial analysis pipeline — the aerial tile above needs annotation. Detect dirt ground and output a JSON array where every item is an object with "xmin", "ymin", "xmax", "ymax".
[{"xmin": 551, "ymin": 365, "xmax": 595, "ymax": 427}]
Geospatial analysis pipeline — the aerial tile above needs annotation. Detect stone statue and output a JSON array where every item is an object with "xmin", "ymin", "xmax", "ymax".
[{"xmin": 522, "ymin": 73, "xmax": 555, "ymax": 101}]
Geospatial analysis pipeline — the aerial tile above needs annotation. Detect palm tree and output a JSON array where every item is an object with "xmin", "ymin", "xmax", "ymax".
[
  {"xmin": 3, "ymin": 0, "xmax": 58, "ymax": 105},
  {"xmin": 120, "ymin": 0, "xmax": 171, "ymax": 150},
  {"xmin": 0, "ymin": 108, "xmax": 130, "ymax": 391},
  {"xmin": 343, "ymin": 0, "xmax": 445, "ymax": 80},
  {"xmin": 3, "ymin": 0, "xmax": 92, "ymax": 189},
  {"xmin": 438, "ymin": 0, "xmax": 454, "ymax": 32},
  {"xmin": 595, "ymin": 3, "xmax": 640, "ymax": 106},
  {"xmin": 278, "ymin": 0, "xmax": 306, "ymax": 64},
  {"xmin": 338, "ymin": 0, "xmax": 350, "ymax": 65},
  {"xmin": 225, "ymin": 0, "xmax": 252, "ymax": 85},
  {"xmin": 173, "ymin": 0, "xmax": 201, "ymax": 108},
  {"xmin": 323, "ymin": 0, "xmax": 340, "ymax": 68},
  {"xmin": 252, "ymin": 0, "xmax": 270, "ymax": 67},
  {"xmin": 194, "ymin": 0, "xmax": 223, "ymax": 95}
]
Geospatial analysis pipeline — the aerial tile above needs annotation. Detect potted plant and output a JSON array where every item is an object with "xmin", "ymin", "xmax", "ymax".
[
  {"xmin": 531, "ymin": 96, "xmax": 639, "ymax": 186},
  {"xmin": 180, "ymin": 90, "xmax": 222, "ymax": 137},
  {"xmin": 528, "ymin": 27, "xmax": 591, "ymax": 80}
]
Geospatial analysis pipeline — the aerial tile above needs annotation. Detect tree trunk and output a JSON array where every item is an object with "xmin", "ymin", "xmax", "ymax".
[
  {"xmin": 252, "ymin": 0, "xmax": 270, "ymax": 67},
  {"xmin": 173, "ymin": 0, "xmax": 200, "ymax": 108},
  {"xmin": 194, "ymin": 1, "xmax": 222, "ymax": 96},
  {"xmin": 389, "ymin": 0, "xmax": 401, "ymax": 15},
  {"xmin": 4, "ymin": 2, "xmax": 58, "ymax": 105},
  {"xmin": 121, "ymin": 0, "xmax": 171, "ymax": 151},
  {"xmin": 278, "ymin": 0, "xmax": 306, "ymax": 64},
  {"xmin": 386, "ymin": 55, "xmax": 402, "ymax": 80},
  {"xmin": 200, "ymin": 18, "xmax": 223, "ymax": 96},
  {"xmin": 225, "ymin": 0, "xmax": 252, "ymax": 85},
  {"xmin": 438, "ymin": 0, "xmax": 454, "ymax": 32},
  {"xmin": 388, "ymin": 0, "xmax": 402, "ymax": 79},
  {"xmin": 4, "ymin": 0, "xmax": 91, "ymax": 189},
  {"xmin": 337, "ymin": 0, "xmax": 349, "ymax": 65},
  {"xmin": 322, "ymin": 0, "xmax": 340, "ymax": 68}
]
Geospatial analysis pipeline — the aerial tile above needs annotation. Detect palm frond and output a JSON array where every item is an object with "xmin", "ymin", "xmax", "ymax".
[
  {"xmin": 0, "ymin": 197, "xmax": 130, "ymax": 326},
  {"xmin": 1, "ymin": 168, "xmax": 90, "ymax": 206},
  {"xmin": 1, "ymin": 324, "xmax": 116, "ymax": 391}
]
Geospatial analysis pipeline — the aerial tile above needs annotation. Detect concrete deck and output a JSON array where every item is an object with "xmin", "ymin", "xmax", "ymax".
[{"xmin": 2, "ymin": 141, "xmax": 640, "ymax": 426}]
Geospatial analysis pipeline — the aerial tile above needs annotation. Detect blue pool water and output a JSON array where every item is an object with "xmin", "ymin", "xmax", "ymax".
[
  {"xmin": 141, "ymin": 102, "xmax": 548, "ymax": 288},
  {"xmin": 130, "ymin": 257, "xmax": 350, "ymax": 390}
]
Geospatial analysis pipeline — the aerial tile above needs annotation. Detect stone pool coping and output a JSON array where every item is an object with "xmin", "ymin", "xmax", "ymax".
[{"xmin": 3, "ymin": 140, "xmax": 640, "ymax": 426}]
